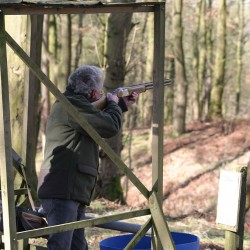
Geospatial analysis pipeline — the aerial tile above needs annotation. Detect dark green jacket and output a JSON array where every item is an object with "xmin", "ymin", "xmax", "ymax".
[{"xmin": 38, "ymin": 90, "xmax": 123, "ymax": 205}]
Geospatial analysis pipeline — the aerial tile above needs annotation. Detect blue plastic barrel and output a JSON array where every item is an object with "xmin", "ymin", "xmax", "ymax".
[
  {"xmin": 100, "ymin": 232, "xmax": 199, "ymax": 250},
  {"xmin": 171, "ymin": 232, "xmax": 200, "ymax": 250}
]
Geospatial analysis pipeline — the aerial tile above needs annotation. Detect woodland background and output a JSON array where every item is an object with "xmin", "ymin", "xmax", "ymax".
[{"xmin": 3, "ymin": 0, "xmax": 250, "ymax": 248}]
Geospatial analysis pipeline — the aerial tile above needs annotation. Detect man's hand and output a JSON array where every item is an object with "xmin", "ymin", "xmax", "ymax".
[
  {"xmin": 107, "ymin": 92, "xmax": 119, "ymax": 104},
  {"xmin": 123, "ymin": 92, "xmax": 139, "ymax": 108}
]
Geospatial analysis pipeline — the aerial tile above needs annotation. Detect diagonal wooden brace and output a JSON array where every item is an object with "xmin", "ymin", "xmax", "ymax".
[
  {"xmin": 124, "ymin": 217, "xmax": 152, "ymax": 250},
  {"xmin": 149, "ymin": 191, "xmax": 176, "ymax": 250}
]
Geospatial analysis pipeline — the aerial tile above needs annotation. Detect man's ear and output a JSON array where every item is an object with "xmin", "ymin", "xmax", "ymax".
[{"xmin": 91, "ymin": 89, "xmax": 97, "ymax": 100}]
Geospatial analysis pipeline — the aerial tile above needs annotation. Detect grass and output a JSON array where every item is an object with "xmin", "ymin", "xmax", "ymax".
[
  {"xmin": 28, "ymin": 196, "xmax": 250, "ymax": 249},
  {"xmin": 87, "ymin": 200, "xmax": 250, "ymax": 249}
]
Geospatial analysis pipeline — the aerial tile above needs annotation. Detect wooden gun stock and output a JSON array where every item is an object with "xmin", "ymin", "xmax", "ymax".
[{"xmin": 93, "ymin": 79, "xmax": 172, "ymax": 110}]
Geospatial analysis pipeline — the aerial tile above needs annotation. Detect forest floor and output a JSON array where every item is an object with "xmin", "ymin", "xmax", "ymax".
[
  {"xmin": 87, "ymin": 117, "xmax": 250, "ymax": 249},
  {"xmin": 32, "ymin": 116, "xmax": 250, "ymax": 249}
]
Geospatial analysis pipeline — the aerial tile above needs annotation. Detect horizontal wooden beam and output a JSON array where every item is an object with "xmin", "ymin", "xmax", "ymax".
[
  {"xmin": 15, "ymin": 209, "xmax": 151, "ymax": 239},
  {"xmin": 0, "ymin": 2, "xmax": 163, "ymax": 15},
  {"xmin": 13, "ymin": 188, "xmax": 28, "ymax": 196}
]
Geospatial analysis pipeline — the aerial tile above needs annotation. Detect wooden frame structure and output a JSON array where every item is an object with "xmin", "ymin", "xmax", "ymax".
[{"xmin": 0, "ymin": 1, "xmax": 175, "ymax": 249}]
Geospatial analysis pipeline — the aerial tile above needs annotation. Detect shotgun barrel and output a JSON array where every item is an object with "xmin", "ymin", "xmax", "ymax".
[
  {"xmin": 93, "ymin": 79, "xmax": 172, "ymax": 110},
  {"xmin": 115, "ymin": 79, "xmax": 172, "ymax": 97}
]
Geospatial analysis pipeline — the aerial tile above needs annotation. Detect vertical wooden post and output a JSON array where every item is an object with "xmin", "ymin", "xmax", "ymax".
[
  {"xmin": 152, "ymin": 0, "xmax": 165, "ymax": 200},
  {"xmin": 225, "ymin": 167, "xmax": 247, "ymax": 250},
  {"xmin": 152, "ymin": 4, "xmax": 165, "ymax": 248},
  {"xmin": 151, "ymin": 3, "xmax": 175, "ymax": 249},
  {"xmin": 0, "ymin": 11, "xmax": 18, "ymax": 250}
]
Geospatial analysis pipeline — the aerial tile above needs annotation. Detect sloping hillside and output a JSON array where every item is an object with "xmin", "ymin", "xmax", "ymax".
[{"xmin": 120, "ymin": 117, "xmax": 250, "ymax": 249}]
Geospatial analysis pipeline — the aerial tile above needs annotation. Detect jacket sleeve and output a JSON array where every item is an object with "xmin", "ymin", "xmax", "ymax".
[
  {"xmin": 68, "ymin": 100, "xmax": 123, "ymax": 138},
  {"xmin": 118, "ymin": 98, "xmax": 128, "ymax": 112}
]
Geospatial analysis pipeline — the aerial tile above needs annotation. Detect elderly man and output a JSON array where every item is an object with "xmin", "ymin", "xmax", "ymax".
[{"xmin": 38, "ymin": 65, "xmax": 138, "ymax": 250}]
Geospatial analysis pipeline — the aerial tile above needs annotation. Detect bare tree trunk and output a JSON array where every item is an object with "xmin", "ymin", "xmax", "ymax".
[
  {"xmin": 235, "ymin": 0, "xmax": 245, "ymax": 115},
  {"xmin": 172, "ymin": 0, "xmax": 188, "ymax": 135},
  {"xmin": 193, "ymin": 0, "xmax": 206, "ymax": 120},
  {"xmin": 22, "ymin": 15, "xmax": 43, "ymax": 200},
  {"xmin": 210, "ymin": 0, "xmax": 227, "ymax": 119},
  {"xmin": 164, "ymin": 58, "xmax": 174, "ymax": 124},
  {"xmin": 74, "ymin": 14, "xmax": 84, "ymax": 69},
  {"xmin": 48, "ymin": 15, "xmax": 58, "ymax": 96},
  {"xmin": 41, "ymin": 15, "xmax": 51, "ymax": 153},
  {"xmin": 6, "ymin": 16, "xmax": 27, "ymax": 157},
  {"xmin": 143, "ymin": 13, "xmax": 154, "ymax": 128},
  {"xmin": 6, "ymin": 16, "xmax": 28, "ymax": 192},
  {"xmin": 58, "ymin": 14, "xmax": 72, "ymax": 91},
  {"xmin": 204, "ymin": 0, "xmax": 213, "ymax": 120},
  {"xmin": 192, "ymin": 6, "xmax": 199, "ymax": 119},
  {"xmin": 97, "ymin": 10, "xmax": 133, "ymax": 203}
]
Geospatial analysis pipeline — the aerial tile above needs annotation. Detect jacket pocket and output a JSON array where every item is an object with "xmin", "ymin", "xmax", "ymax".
[
  {"xmin": 78, "ymin": 164, "xmax": 98, "ymax": 177},
  {"xmin": 73, "ymin": 164, "xmax": 98, "ymax": 205}
]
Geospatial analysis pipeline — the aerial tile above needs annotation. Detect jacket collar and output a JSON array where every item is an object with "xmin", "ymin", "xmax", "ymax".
[{"xmin": 64, "ymin": 87, "xmax": 87, "ymax": 98}]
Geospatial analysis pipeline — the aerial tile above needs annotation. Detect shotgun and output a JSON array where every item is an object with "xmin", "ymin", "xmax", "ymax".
[{"xmin": 93, "ymin": 79, "xmax": 172, "ymax": 110}]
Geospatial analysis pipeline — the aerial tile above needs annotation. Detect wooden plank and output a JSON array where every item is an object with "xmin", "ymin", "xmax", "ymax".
[
  {"xmin": 0, "ymin": 12, "xmax": 18, "ymax": 250},
  {"xmin": 149, "ymin": 191, "xmax": 175, "ymax": 250},
  {"xmin": 5, "ymin": 30, "xmax": 149, "ymax": 200},
  {"xmin": 26, "ymin": 0, "xmax": 100, "ymax": 4},
  {"xmin": 0, "ymin": 0, "xmax": 21, "ymax": 3},
  {"xmin": 124, "ymin": 218, "xmax": 152, "ymax": 250},
  {"xmin": 1, "ymin": 0, "xmax": 161, "ymax": 5},
  {"xmin": 0, "ymin": 2, "xmax": 158, "ymax": 15},
  {"xmin": 13, "ymin": 188, "xmax": 28, "ymax": 196},
  {"xmin": 16, "ymin": 209, "xmax": 151, "ymax": 239},
  {"xmin": 25, "ymin": 0, "xmax": 164, "ymax": 3},
  {"xmin": 151, "ymin": 4, "xmax": 165, "ymax": 249},
  {"xmin": 0, "ymin": 6, "xmax": 154, "ymax": 16},
  {"xmin": 152, "ymin": 0, "xmax": 165, "ymax": 199}
]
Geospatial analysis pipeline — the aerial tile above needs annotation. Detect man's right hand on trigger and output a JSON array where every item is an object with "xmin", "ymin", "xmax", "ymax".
[{"xmin": 107, "ymin": 92, "xmax": 119, "ymax": 104}]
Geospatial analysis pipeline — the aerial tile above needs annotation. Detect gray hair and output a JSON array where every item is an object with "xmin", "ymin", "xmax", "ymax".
[{"xmin": 68, "ymin": 65, "xmax": 103, "ymax": 97}]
